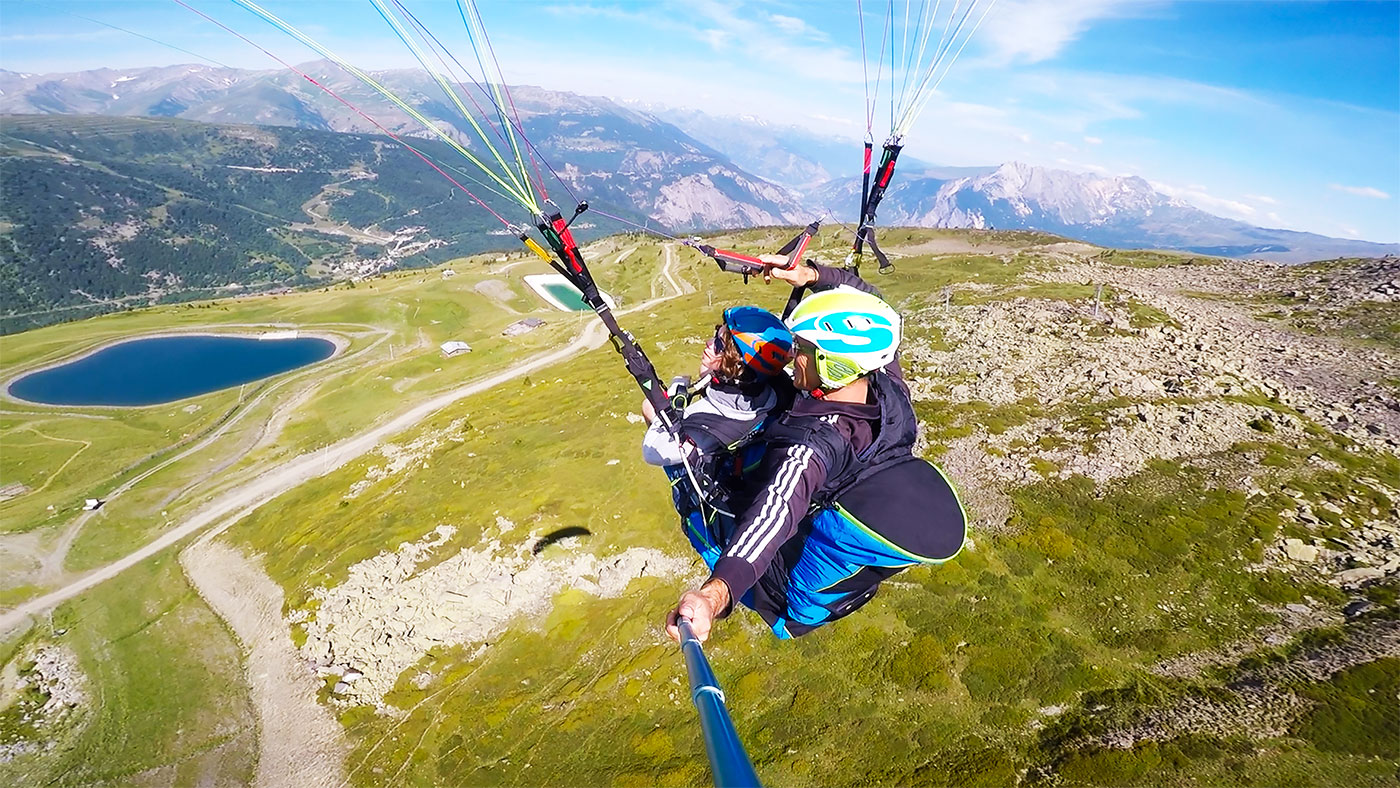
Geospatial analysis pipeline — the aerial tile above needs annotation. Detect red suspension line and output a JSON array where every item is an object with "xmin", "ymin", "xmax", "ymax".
[{"xmin": 172, "ymin": 0, "xmax": 514, "ymax": 227}]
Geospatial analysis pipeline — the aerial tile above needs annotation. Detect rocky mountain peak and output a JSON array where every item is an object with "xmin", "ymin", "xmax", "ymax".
[{"xmin": 971, "ymin": 162, "xmax": 1164, "ymax": 224}]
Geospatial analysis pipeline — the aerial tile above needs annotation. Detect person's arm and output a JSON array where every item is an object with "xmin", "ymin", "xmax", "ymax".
[
  {"xmin": 810, "ymin": 263, "xmax": 881, "ymax": 295},
  {"xmin": 664, "ymin": 443, "xmax": 826, "ymax": 642},
  {"xmin": 709, "ymin": 442, "xmax": 826, "ymax": 602},
  {"xmin": 641, "ymin": 414, "xmax": 687, "ymax": 466},
  {"xmin": 763, "ymin": 258, "xmax": 881, "ymax": 296}
]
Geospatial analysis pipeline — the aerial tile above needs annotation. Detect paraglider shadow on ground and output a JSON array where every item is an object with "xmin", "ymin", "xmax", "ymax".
[{"xmin": 531, "ymin": 526, "xmax": 592, "ymax": 556}]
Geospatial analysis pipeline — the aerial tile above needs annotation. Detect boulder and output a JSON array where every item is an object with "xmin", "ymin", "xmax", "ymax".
[
  {"xmin": 1334, "ymin": 567, "xmax": 1385, "ymax": 587},
  {"xmin": 1283, "ymin": 539, "xmax": 1318, "ymax": 563}
]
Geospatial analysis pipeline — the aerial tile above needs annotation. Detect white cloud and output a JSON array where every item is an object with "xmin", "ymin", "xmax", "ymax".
[
  {"xmin": 1267, "ymin": 212, "xmax": 1282, "ymax": 223},
  {"xmin": 1329, "ymin": 184, "xmax": 1391, "ymax": 199},
  {"xmin": 1083, "ymin": 136, "xmax": 1102, "ymax": 145},
  {"xmin": 1056, "ymin": 157, "xmax": 1108, "ymax": 174},
  {"xmin": 683, "ymin": 0, "xmax": 862, "ymax": 86},
  {"xmin": 1151, "ymin": 181, "xmax": 1256, "ymax": 220},
  {"xmin": 1340, "ymin": 226, "xmax": 1362, "ymax": 238},
  {"xmin": 1245, "ymin": 194, "xmax": 1278, "ymax": 205},
  {"xmin": 699, "ymin": 29, "xmax": 728, "ymax": 51},
  {"xmin": 770, "ymin": 14, "xmax": 824, "ymax": 40},
  {"xmin": 977, "ymin": 0, "xmax": 1155, "ymax": 64},
  {"xmin": 807, "ymin": 113, "xmax": 858, "ymax": 128}
]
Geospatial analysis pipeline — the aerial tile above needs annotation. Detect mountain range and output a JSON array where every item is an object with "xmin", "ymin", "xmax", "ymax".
[
  {"xmin": 0, "ymin": 63, "xmax": 805, "ymax": 231},
  {"xmin": 2, "ymin": 62, "xmax": 1395, "ymax": 267},
  {"xmin": 812, "ymin": 161, "xmax": 1397, "ymax": 262}
]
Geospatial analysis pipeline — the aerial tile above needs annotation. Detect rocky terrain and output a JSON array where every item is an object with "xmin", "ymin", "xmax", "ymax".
[
  {"xmin": 298, "ymin": 522, "xmax": 691, "ymax": 708},
  {"xmin": 905, "ymin": 253, "xmax": 1398, "ymax": 585},
  {"xmin": 0, "ymin": 643, "xmax": 85, "ymax": 763}
]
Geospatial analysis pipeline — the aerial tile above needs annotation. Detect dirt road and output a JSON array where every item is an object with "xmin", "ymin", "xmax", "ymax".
[
  {"xmin": 661, "ymin": 243, "xmax": 692, "ymax": 296},
  {"xmin": 181, "ymin": 539, "xmax": 349, "ymax": 788},
  {"xmin": 0, "ymin": 318, "xmax": 611, "ymax": 632}
]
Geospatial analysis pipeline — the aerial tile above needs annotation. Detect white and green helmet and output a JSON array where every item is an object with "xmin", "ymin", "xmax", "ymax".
[{"xmin": 785, "ymin": 286, "xmax": 902, "ymax": 389}]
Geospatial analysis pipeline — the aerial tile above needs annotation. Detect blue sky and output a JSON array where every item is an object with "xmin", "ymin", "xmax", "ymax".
[{"xmin": 2, "ymin": 1, "xmax": 1397, "ymax": 242}]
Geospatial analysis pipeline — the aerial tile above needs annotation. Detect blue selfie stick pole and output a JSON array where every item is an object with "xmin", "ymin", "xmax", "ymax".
[{"xmin": 677, "ymin": 618, "xmax": 762, "ymax": 788}]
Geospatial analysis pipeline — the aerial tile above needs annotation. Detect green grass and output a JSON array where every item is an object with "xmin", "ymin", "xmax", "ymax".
[
  {"xmin": 0, "ymin": 390, "xmax": 242, "ymax": 536},
  {"xmin": 0, "ymin": 555, "xmax": 255, "ymax": 787},
  {"xmin": 1294, "ymin": 658, "xmax": 1399, "ymax": 758},
  {"xmin": 4, "ymin": 230, "xmax": 1395, "ymax": 786},
  {"xmin": 1030, "ymin": 624, "xmax": 1400, "ymax": 787}
]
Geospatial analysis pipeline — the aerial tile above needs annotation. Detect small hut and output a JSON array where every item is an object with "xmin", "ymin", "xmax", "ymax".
[
  {"xmin": 440, "ymin": 340, "xmax": 472, "ymax": 357},
  {"xmin": 502, "ymin": 318, "xmax": 546, "ymax": 337}
]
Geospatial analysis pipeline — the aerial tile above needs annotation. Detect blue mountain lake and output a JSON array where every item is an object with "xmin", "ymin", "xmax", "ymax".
[{"xmin": 8, "ymin": 334, "xmax": 337, "ymax": 407}]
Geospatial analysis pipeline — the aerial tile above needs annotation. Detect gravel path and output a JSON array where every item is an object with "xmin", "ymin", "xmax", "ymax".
[
  {"xmin": 0, "ymin": 318, "xmax": 612, "ymax": 633},
  {"xmin": 181, "ymin": 539, "xmax": 349, "ymax": 788}
]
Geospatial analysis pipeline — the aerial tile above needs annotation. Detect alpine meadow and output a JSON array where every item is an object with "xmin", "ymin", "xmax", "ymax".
[{"xmin": 1, "ymin": 1, "xmax": 1396, "ymax": 787}]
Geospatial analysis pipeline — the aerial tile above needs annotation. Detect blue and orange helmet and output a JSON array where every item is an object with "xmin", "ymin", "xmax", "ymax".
[{"xmin": 722, "ymin": 305, "xmax": 794, "ymax": 378}]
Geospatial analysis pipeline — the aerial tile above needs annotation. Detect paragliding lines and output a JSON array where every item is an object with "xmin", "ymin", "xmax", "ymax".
[
  {"xmin": 858, "ymin": 0, "xmax": 999, "ymax": 142},
  {"xmin": 456, "ymin": 0, "xmax": 547, "ymax": 204},
  {"xmin": 385, "ymin": 0, "xmax": 542, "ymax": 202},
  {"xmin": 366, "ymin": 0, "xmax": 538, "ymax": 210},
  {"xmin": 171, "ymin": 0, "xmax": 515, "ymax": 228},
  {"xmin": 888, "ymin": 0, "xmax": 999, "ymax": 137},
  {"xmin": 848, "ymin": 0, "xmax": 998, "ymax": 275},
  {"xmin": 226, "ymin": 0, "xmax": 540, "ymax": 213},
  {"xmin": 70, "ymin": 12, "xmax": 235, "ymax": 69}
]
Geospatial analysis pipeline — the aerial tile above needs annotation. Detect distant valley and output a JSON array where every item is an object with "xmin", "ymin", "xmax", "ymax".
[{"xmin": 1, "ymin": 63, "xmax": 1396, "ymax": 332}]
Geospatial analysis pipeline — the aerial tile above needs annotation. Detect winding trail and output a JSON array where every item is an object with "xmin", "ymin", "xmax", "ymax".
[
  {"xmin": 0, "ymin": 251, "xmax": 692, "ymax": 787},
  {"xmin": 3, "ymin": 426, "xmax": 91, "ymax": 497},
  {"xmin": 661, "ymin": 243, "xmax": 692, "ymax": 296},
  {"xmin": 0, "ymin": 318, "xmax": 611, "ymax": 632},
  {"xmin": 1, "ymin": 249, "xmax": 692, "ymax": 631}
]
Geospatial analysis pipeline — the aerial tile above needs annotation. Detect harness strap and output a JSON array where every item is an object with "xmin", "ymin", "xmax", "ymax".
[
  {"xmin": 852, "ymin": 141, "xmax": 902, "ymax": 276},
  {"xmin": 536, "ymin": 204, "xmax": 680, "ymax": 436},
  {"xmin": 780, "ymin": 278, "xmax": 808, "ymax": 321},
  {"xmin": 860, "ymin": 226, "xmax": 895, "ymax": 274}
]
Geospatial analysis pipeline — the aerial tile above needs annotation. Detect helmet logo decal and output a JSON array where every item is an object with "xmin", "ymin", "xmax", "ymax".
[{"xmin": 788, "ymin": 310, "xmax": 895, "ymax": 354}]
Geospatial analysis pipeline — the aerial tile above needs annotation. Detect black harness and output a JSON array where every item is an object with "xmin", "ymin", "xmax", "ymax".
[{"xmin": 762, "ymin": 371, "xmax": 965, "ymax": 562}]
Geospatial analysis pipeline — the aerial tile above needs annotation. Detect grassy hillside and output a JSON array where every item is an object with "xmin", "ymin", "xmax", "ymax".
[
  {"xmin": 0, "ymin": 114, "xmax": 653, "ymax": 333},
  {"xmin": 1, "ymin": 227, "xmax": 1396, "ymax": 786}
]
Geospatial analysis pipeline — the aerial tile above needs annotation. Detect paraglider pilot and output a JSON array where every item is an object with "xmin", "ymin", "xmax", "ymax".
[{"xmin": 663, "ymin": 261, "xmax": 968, "ymax": 642}]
